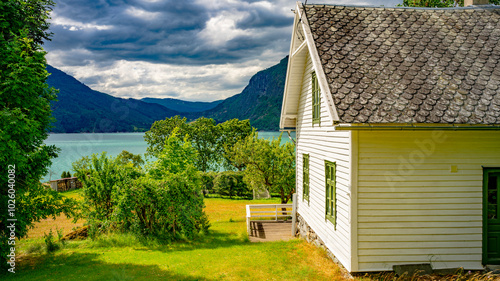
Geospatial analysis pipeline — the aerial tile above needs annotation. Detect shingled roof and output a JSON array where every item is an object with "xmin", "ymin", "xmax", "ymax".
[{"xmin": 304, "ymin": 4, "xmax": 500, "ymax": 124}]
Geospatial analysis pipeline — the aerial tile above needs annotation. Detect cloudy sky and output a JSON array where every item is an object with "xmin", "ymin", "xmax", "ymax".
[{"xmin": 45, "ymin": 0, "xmax": 401, "ymax": 102}]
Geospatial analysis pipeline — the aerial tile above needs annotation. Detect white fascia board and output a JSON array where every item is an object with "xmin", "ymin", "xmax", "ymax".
[
  {"xmin": 297, "ymin": 2, "xmax": 340, "ymax": 124},
  {"xmin": 280, "ymin": 5, "xmax": 304, "ymax": 130}
]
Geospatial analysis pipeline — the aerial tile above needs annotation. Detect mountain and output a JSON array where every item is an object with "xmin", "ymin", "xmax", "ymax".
[
  {"xmin": 194, "ymin": 56, "xmax": 288, "ymax": 131},
  {"xmin": 46, "ymin": 65, "xmax": 180, "ymax": 133},
  {"xmin": 141, "ymin": 97, "xmax": 223, "ymax": 113},
  {"xmin": 46, "ymin": 56, "xmax": 288, "ymax": 133}
]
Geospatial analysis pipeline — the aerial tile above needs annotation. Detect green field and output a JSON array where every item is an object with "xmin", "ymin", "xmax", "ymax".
[{"xmin": 6, "ymin": 191, "xmax": 345, "ymax": 280}]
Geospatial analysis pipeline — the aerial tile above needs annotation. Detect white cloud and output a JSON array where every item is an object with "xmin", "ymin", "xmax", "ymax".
[
  {"xmin": 45, "ymin": 0, "xmax": 403, "ymax": 103},
  {"xmin": 199, "ymin": 11, "xmax": 250, "ymax": 47},
  {"xmin": 50, "ymin": 13, "xmax": 113, "ymax": 31},
  {"xmin": 48, "ymin": 59, "xmax": 273, "ymax": 102},
  {"xmin": 125, "ymin": 7, "xmax": 162, "ymax": 20}
]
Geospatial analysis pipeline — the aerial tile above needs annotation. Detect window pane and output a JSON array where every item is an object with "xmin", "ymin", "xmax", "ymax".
[{"xmin": 489, "ymin": 175, "xmax": 499, "ymax": 220}]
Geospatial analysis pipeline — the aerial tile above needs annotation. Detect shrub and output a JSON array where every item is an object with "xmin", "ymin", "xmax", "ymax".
[
  {"xmin": 44, "ymin": 229, "xmax": 60, "ymax": 253},
  {"xmin": 213, "ymin": 171, "xmax": 251, "ymax": 198},
  {"xmin": 72, "ymin": 152, "xmax": 143, "ymax": 232},
  {"xmin": 225, "ymin": 132, "xmax": 295, "ymax": 203},
  {"xmin": 117, "ymin": 176, "xmax": 210, "ymax": 240},
  {"xmin": 200, "ymin": 171, "xmax": 217, "ymax": 196},
  {"xmin": 116, "ymin": 131, "xmax": 210, "ymax": 240}
]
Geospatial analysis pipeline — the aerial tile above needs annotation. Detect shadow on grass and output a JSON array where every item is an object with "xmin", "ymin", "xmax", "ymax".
[
  {"xmin": 5, "ymin": 252, "xmax": 209, "ymax": 281},
  {"xmin": 139, "ymin": 229, "xmax": 259, "ymax": 254}
]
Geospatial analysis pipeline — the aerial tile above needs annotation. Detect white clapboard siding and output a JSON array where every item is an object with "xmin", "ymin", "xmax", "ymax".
[
  {"xmin": 356, "ymin": 130, "xmax": 500, "ymax": 272},
  {"xmin": 296, "ymin": 51, "xmax": 353, "ymax": 271}
]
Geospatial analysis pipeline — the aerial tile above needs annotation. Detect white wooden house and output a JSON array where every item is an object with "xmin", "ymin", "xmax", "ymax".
[{"xmin": 280, "ymin": 2, "xmax": 500, "ymax": 272}]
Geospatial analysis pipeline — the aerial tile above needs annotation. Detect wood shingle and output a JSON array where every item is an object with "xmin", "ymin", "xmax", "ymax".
[{"xmin": 304, "ymin": 5, "xmax": 500, "ymax": 125}]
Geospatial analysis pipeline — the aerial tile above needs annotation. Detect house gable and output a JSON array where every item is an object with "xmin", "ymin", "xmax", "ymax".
[{"xmin": 280, "ymin": 2, "xmax": 339, "ymax": 131}]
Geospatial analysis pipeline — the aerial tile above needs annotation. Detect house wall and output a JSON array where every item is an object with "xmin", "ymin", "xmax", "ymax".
[
  {"xmin": 356, "ymin": 130, "xmax": 500, "ymax": 271},
  {"xmin": 296, "ymin": 52, "xmax": 353, "ymax": 271}
]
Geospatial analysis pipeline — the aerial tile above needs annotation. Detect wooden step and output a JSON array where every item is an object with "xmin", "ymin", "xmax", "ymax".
[{"xmin": 248, "ymin": 221, "xmax": 293, "ymax": 242}]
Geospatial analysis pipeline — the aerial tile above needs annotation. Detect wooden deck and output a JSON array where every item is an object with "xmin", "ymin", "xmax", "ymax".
[{"xmin": 248, "ymin": 220, "xmax": 293, "ymax": 242}]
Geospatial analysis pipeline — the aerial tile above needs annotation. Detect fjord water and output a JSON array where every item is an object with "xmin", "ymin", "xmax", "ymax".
[{"xmin": 42, "ymin": 131, "xmax": 294, "ymax": 182}]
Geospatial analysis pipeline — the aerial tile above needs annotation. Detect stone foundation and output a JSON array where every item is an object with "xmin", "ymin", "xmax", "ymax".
[{"xmin": 295, "ymin": 213, "xmax": 353, "ymax": 279}]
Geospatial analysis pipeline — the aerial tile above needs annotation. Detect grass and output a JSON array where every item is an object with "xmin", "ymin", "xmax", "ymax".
[
  {"xmin": 7, "ymin": 190, "xmax": 496, "ymax": 280},
  {"xmin": 6, "ymin": 191, "xmax": 345, "ymax": 280}
]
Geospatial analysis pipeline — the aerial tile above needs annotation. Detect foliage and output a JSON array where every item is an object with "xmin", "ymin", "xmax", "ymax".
[
  {"xmin": 200, "ymin": 171, "xmax": 217, "ymax": 196},
  {"xmin": 145, "ymin": 117, "xmax": 252, "ymax": 172},
  {"xmin": 117, "ymin": 150, "xmax": 144, "ymax": 167},
  {"xmin": 188, "ymin": 117, "xmax": 220, "ymax": 172},
  {"xmin": 73, "ymin": 132, "xmax": 209, "ymax": 241},
  {"xmin": 144, "ymin": 115, "xmax": 188, "ymax": 157},
  {"xmin": 148, "ymin": 128, "xmax": 199, "ymax": 178},
  {"xmin": 117, "ymin": 132, "xmax": 209, "ymax": 240},
  {"xmin": 43, "ymin": 229, "xmax": 59, "ymax": 253},
  {"xmin": 226, "ymin": 132, "xmax": 296, "ymax": 203},
  {"xmin": 72, "ymin": 152, "xmax": 142, "ymax": 232},
  {"xmin": 213, "ymin": 171, "xmax": 251, "ymax": 199},
  {"xmin": 116, "ymin": 176, "xmax": 210, "ymax": 240},
  {"xmin": 0, "ymin": 0, "xmax": 78, "ymax": 271},
  {"xmin": 218, "ymin": 119, "xmax": 253, "ymax": 170},
  {"xmin": 400, "ymin": 0, "xmax": 500, "ymax": 7},
  {"xmin": 60, "ymin": 171, "xmax": 71, "ymax": 178}
]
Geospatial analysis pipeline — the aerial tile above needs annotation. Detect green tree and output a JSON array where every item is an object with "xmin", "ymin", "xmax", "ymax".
[
  {"xmin": 213, "ymin": 171, "xmax": 250, "ymax": 199},
  {"xmin": 218, "ymin": 119, "xmax": 253, "ymax": 171},
  {"xmin": 148, "ymin": 128, "xmax": 199, "ymax": 179},
  {"xmin": 72, "ymin": 152, "xmax": 142, "ymax": 233},
  {"xmin": 144, "ymin": 115, "xmax": 188, "ymax": 157},
  {"xmin": 117, "ymin": 130, "xmax": 209, "ymax": 240},
  {"xmin": 226, "ymin": 132, "xmax": 296, "ymax": 204},
  {"xmin": 117, "ymin": 150, "xmax": 144, "ymax": 168},
  {"xmin": 145, "ymin": 117, "xmax": 253, "ymax": 172},
  {"xmin": 0, "ymin": 0, "xmax": 76, "ymax": 270},
  {"xmin": 188, "ymin": 117, "xmax": 220, "ymax": 172}
]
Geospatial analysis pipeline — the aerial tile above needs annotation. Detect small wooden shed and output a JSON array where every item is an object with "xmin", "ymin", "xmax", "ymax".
[
  {"xmin": 280, "ymin": 2, "xmax": 500, "ymax": 272},
  {"xmin": 49, "ymin": 177, "xmax": 82, "ymax": 192}
]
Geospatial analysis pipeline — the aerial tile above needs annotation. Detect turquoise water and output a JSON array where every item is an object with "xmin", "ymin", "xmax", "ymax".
[{"xmin": 43, "ymin": 131, "xmax": 295, "ymax": 182}]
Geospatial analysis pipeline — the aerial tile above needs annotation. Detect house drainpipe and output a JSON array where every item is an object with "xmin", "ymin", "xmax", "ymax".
[{"xmin": 286, "ymin": 130, "xmax": 296, "ymax": 145}]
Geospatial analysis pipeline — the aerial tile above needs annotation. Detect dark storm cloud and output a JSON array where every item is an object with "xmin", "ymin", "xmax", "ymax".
[{"xmin": 45, "ymin": 0, "xmax": 294, "ymax": 66}]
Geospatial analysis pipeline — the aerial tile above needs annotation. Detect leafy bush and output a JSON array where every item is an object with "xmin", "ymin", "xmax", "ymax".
[
  {"xmin": 200, "ymin": 171, "xmax": 217, "ymax": 196},
  {"xmin": 116, "ymin": 131, "xmax": 210, "ymax": 240},
  {"xmin": 73, "ymin": 152, "xmax": 143, "ymax": 232},
  {"xmin": 44, "ymin": 229, "xmax": 60, "ymax": 253},
  {"xmin": 226, "ymin": 132, "xmax": 295, "ymax": 203},
  {"xmin": 213, "ymin": 171, "xmax": 251, "ymax": 198},
  {"xmin": 117, "ymin": 176, "xmax": 209, "ymax": 240},
  {"xmin": 145, "ymin": 117, "xmax": 252, "ymax": 172}
]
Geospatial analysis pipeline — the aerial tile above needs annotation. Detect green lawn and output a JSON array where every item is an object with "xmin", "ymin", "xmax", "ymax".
[{"xmin": 6, "ymin": 193, "xmax": 344, "ymax": 280}]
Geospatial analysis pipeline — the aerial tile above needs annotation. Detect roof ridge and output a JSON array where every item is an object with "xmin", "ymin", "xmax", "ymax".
[{"xmin": 304, "ymin": 3, "xmax": 500, "ymax": 10}]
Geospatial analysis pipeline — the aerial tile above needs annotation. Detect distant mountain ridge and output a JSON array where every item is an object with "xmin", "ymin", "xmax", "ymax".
[
  {"xmin": 46, "ymin": 65, "xmax": 180, "ymax": 133},
  {"xmin": 141, "ymin": 97, "xmax": 223, "ymax": 113},
  {"xmin": 46, "ymin": 57, "xmax": 288, "ymax": 133},
  {"xmin": 191, "ymin": 56, "xmax": 288, "ymax": 131}
]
